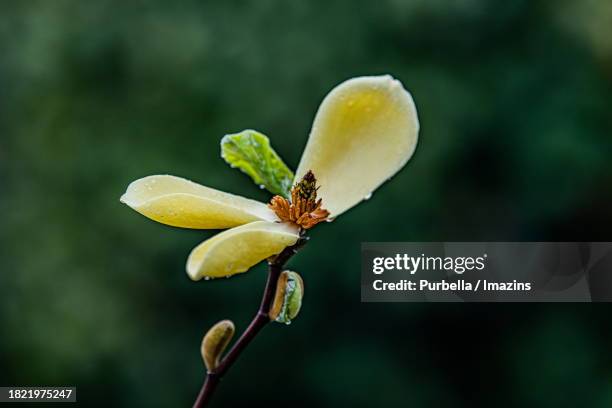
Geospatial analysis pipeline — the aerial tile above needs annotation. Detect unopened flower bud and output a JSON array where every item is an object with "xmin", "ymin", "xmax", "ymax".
[
  {"xmin": 269, "ymin": 271, "xmax": 304, "ymax": 324},
  {"xmin": 201, "ymin": 319, "xmax": 235, "ymax": 371}
]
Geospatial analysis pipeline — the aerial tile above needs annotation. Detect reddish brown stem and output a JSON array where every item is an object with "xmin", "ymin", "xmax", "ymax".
[{"xmin": 192, "ymin": 238, "xmax": 307, "ymax": 407}]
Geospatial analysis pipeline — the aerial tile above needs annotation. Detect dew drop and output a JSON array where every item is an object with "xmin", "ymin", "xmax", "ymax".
[
  {"xmin": 284, "ymin": 321, "xmax": 292, "ymax": 326},
  {"xmin": 364, "ymin": 193, "xmax": 372, "ymax": 200},
  {"xmin": 259, "ymin": 185, "xmax": 265, "ymax": 189},
  {"xmin": 326, "ymin": 217, "xmax": 336, "ymax": 223},
  {"xmin": 204, "ymin": 276, "xmax": 211, "ymax": 281}
]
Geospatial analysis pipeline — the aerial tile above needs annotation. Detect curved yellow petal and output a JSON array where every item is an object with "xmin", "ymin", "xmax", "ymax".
[
  {"xmin": 295, "ymin": 75, "xmax": 419, "ymax": 218},
  {"xmin": 187, "ymin": 221, "xmax": 299, "ymax": 280},
  {"xmin": 120, "ymin": 175, "xmax": 276, "ymax": 229}
]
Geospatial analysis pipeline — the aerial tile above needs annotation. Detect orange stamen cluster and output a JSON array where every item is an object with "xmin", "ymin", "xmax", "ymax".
[{"xmin": 268, "ymin": 171, "xmax": 330, "ymax": 230}]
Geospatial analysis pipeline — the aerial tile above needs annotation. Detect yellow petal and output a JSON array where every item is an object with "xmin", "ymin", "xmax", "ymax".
[
  {"xmin": 295, "ymin": 75, "xmax": 419, "ymax": 218},
  {"xmin": 186, "ymin": 221, "xmax": 299, "ymax": 280},
  {"xmin": 120, "ymin": 175, "xmax": 276, "ymax": 229}
]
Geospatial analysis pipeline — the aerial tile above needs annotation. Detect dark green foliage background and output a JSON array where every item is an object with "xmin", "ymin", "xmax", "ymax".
[{"xmin": 2, "ymin": 1, "xmax": 612, "ymax": 406}]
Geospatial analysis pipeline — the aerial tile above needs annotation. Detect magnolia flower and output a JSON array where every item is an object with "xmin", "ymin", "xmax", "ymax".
[{"xmin": 120, "ymin": 75, "xmax": 419, "ymax": 281}]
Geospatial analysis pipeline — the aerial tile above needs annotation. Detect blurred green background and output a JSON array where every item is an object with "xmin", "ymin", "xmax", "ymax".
[{"xmin": 2, "ymin": 0, "xmax": 612, "ymax": 406}]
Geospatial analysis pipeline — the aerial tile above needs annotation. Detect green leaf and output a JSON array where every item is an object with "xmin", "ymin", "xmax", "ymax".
[{"xmin": 221, "ymin": 130, "xmax": 294, "ymax": 198}]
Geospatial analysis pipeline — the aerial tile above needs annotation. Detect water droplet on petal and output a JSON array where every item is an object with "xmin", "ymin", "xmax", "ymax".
[
  {"xmin": 204, "ymin": 276, "xmax": 211, "ymax": 281},
  {"xmin": 285, "ymin": 321, "xmax": 292, "ymax": 326},
  {"xmin": 364, "ymin": 193, "xmax": 372, "ymax": 200}
]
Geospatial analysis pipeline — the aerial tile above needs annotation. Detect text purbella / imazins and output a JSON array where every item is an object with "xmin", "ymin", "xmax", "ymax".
[{"xmin": 371, "ymin": 253, "xmax": 531, "ymax": 292}]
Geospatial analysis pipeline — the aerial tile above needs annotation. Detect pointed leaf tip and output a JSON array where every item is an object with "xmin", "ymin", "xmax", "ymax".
[{"xmin": 221, "ymin": 130, "xmax": 294, "ymax": 198}]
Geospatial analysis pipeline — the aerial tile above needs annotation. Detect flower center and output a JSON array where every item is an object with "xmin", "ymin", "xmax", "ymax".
[{"xmin": 268, "ymin": 170, "xmax": 330, "ymax": 230}]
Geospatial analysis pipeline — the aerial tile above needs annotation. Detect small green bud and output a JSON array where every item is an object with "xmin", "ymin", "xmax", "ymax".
[
  {"xmin": 269, "ymin": 271, "xmax": 304, "ymax": 324},
  {"xmin": 201, "ymin": 319, "xmax": 235, "ymax": 371}
]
